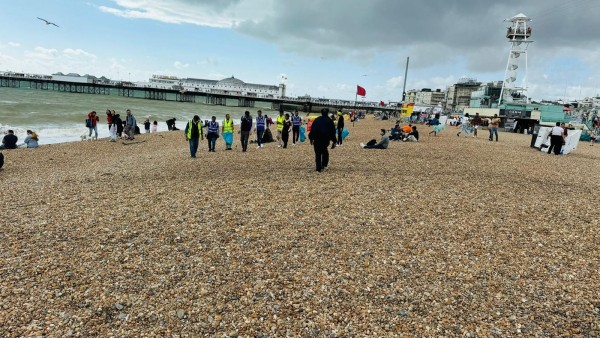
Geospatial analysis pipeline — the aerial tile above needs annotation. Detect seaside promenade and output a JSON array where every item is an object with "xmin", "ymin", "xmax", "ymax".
[{"xmin": 1, "ymin": 118, "xmax": 599, "ymax": 336}]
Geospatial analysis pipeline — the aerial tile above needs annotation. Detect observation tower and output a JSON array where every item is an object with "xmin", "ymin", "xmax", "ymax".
[{"xmin": 499, "ymin": 13, "xmax": 533, "ymax": 105}]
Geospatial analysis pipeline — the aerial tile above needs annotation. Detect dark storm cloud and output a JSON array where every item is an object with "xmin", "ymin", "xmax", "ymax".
[{"xmin": 235, "ymin": 0, "xmax": 600, "ymax": 70}]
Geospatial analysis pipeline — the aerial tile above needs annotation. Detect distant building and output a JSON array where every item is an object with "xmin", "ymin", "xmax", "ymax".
[
  {"xmin": 469, "ymin": 81, "xmax": 503, "ymax": 108},
  {"xmin": 405, "ymin": 88, "xmax": 445, "ymax": 106},
  {"xmin": 139, "ymin": 75, "xmax": 285, "ymax": 98},
  {"xmin": 415, "ymin": 88, "xmax": 445, "ymax": 106},
  {"xmin": 51, "ymin": 72, "xmax": 96, "ymax": 84},
  {"xmin": 405, "ymin": 89, "xmax": 417, "ymax": 104},
  {"xmin": 445, "ymin": 78, "xmax": 481, "ymax": 112}
]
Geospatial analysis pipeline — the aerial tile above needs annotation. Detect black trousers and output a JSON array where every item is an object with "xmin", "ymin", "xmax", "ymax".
[
  {"xmin": 548, "ymin": 135, "xmax": 563, "ymax": 155},
  {"xmin": 240, "ymin": 131, "xmax": 250, "ymax": 151},
  {"xmin": 313, "ymin": 142, "xmax": 329, "ymax": 171},
  {"xmin": 282, "ymin": 131, "xmax": 289, "ymax": 148},
  {"xmin": 292, "ymin": 126, "xmax": 300, "ymax": 144},
  {"xmin": 337, "ymin": 128, "xmax": 344, "ymax": 145}
]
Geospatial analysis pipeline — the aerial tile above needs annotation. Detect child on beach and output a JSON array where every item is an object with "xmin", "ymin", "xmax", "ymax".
[
  {"xmin": 144, "ymin": 119, "xmax": 151, "ymax": 133},
  {"xmin": 151, "ymin": 121, "xmax": 158, "ymax": 133},
  {"xmin": 428, "ymin": 114, "xmax": 443, "ymax": 137}
]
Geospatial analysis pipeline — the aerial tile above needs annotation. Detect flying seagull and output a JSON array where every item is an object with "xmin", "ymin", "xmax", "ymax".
[{"xmin": 37, "ymin": 17, "xmax": 59, "ymax": 27}]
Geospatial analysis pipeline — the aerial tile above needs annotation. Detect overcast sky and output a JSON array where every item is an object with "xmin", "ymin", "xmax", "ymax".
[{"xmin": 1, "ymin": 0, "xmax": 599, "ymax": 102}]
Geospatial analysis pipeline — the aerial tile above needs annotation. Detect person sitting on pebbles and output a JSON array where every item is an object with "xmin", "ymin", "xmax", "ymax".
[
  {"xmin": 22, "ymin": 130, "xmax": 39, "ymax": 148},
  {"xmin": 0, "ymin": 130, "xmax": 18, "ymax": 150},
  {"xmin": 360, "ymin": 129, "xmax": 390, "ymax": 149},
  {"xmin": 403, "ymin": 125, "xmax": 419, "ymax": 142}
]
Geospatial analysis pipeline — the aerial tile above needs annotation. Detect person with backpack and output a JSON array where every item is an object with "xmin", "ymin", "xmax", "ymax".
[
  {"xmin": 184, "ymin": 115, "xmax": 203, "ymax": 158},
  {"xmin": 206, "ymin": 116, "xmax": 219, "ymax": 152},
  {"xmin": 86, "ymin": 111, "xmax": 100, "ymax": 139},
  {"xmin": 255, "ymin": 110, "xmax": 266, "ymax": 149},
  {"xmin": 240, "ymin": 110, "xmax": 252, "ymax": 152}
]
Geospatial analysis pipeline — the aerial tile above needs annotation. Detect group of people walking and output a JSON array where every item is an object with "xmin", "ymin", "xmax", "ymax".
[
  {"xmin": 183, "ymin": 108, "xmax": 343, "ymax": 173},
  {"xmin": 184, "ymin": 110, "xmax": 309, "ymax": 156},
  {"xmin": 455, "ymin": 112, "xmax": 501, "ymax": 141}
]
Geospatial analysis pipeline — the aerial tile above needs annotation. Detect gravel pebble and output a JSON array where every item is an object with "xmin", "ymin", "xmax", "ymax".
[{"xmin": 0, "ymin": 117, "xmax": 599, "ymax": 336}]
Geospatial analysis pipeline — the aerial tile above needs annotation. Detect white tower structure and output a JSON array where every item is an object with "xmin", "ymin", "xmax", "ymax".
[{"xmin": 499, "ymin": 13, "xmax": 533, "ymax": 105}]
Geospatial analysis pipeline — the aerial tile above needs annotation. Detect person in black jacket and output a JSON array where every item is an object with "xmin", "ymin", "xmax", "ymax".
[
  {"xmin": 0, "ymin": 130, "xmax": 18, "ymax": 150},
  {"xmin": 336, "ymin": 111, "xmax": 345, "ymax": 145},
  {"xmin": 113, "ymin": 114, "xmax": 124, "ymax": 138},
  {"xmin": 240, "ymin": 111, "xmax": 253, "ymax": 152},
  {"xmin": 308, "ymin": 108, "xmax": 337, "ymax": 172}
]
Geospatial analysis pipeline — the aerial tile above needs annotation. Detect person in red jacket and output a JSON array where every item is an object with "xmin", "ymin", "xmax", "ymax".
[
  {"xmin": 105, "ymin": 109, "xmax": 113, "ymax": 131},
  {"xmin": 87, "ymin": 111, "xmax": 100, "ymax": 139}
]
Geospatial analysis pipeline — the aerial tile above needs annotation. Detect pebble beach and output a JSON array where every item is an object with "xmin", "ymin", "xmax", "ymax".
[{"xmin": 1, "ymin": 117, "xmax": 599, "ymax": 337}]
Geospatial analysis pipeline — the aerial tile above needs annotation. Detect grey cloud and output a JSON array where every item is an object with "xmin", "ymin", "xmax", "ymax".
[
  {"xmin": 174, "ymin": 0, "xmax": 241, "ymax": 13},
  {"xmin": 234, "ymin": 0, "xmax": 600, "ymax": 71}
]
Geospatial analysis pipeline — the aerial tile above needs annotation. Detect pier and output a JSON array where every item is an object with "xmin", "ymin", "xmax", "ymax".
[{"xmin": 0, "ymin": 74, "xmax": 399, "ymax": 115}]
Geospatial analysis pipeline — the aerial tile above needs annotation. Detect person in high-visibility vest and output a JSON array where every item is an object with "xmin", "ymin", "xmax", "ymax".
[
  {"xmin": 255, "ymin": 110, "xmax": 266, "ymax": 149},
  {"xmin": 292, "ymin": 110, "xmax": 302, "ymax": 145},
  {"xmin": 206, "ymin": 115, "xmax": 219, "ymax": 152},
  {"xmin": 276, "ymin": 110, "xmax": 285, "ymax": 147},
  {"xmin": 222, "ymin": 113, "xmax": 234, "ymax": 150},
  {"xmin": 184, "ymin": 115, "xmax": 203, "ymax": 158}
]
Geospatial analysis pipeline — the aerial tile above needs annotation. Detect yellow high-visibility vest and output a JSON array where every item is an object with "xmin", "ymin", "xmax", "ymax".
[
  {"xmin": 223, "ymin": 119, "xmax": 233, "ymax": 133},
  {"xmin": 186, "ymin": 120, "xmax": 203, "ymax": 139}
]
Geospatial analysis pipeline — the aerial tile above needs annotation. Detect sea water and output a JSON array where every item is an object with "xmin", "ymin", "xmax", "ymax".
[{"xmin": 0, "ymin": 87, "xmax": 276, "ymax": 145}]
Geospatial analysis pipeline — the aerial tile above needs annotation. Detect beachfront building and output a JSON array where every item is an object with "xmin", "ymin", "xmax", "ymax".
[
  {"xmin": 415, "ymin": 89, "xmax": 445, "ymax": 106},
  {"xmin": 469, "ymin": 81, "xmax": 503, "ymax": 109},
  {"xmin": 405, "ymin": 89, "xmax": 417, "ymax": 104},
  {"xmin": 139, "ymin": 75, "xmax": 285, "ymax": 99},
  {"xmin": 445, "ymin": 78, "xmax": 481, "ymax": 112},
  {"xmin": 405, "ymin": 88, "xmax": 444, "ymax": 106}
]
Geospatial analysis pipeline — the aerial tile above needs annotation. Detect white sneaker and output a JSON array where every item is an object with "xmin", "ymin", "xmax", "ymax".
[
  {"xmin": 257, "ymin": 145, "xmax": 261, "ymax": 149},
  {"xmin": 260, "ymin": 144, "xmax": 264, "ymax": 148},
  {"xmin": 360, "ymin": 143, "xmax": 365, "ymax": 148}
]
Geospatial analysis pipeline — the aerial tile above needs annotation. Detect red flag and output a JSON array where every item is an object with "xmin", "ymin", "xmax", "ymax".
[
  {"xmin": 356, "ymin": 85, "xmax": 366, "ymax": 97},
  {"xmin": 379, "ymin": 100, "xmax": 385, "ymax": 106}
]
